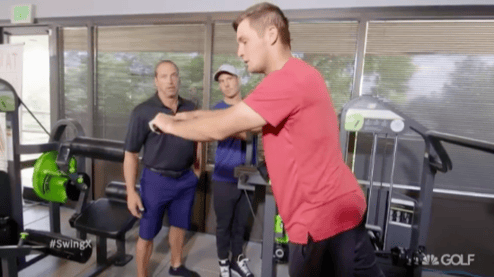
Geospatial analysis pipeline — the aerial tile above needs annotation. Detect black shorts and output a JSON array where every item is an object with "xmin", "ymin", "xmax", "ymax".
[{"xmin": 288, "ymin": 220, "xmax": 385, "ymax": 277}]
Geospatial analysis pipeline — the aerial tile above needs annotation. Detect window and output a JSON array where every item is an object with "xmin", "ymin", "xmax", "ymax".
[
  {"xmin": 356, "ymin": 20, "xmax": 494, "ymax": 194},
  {"xmin": 63, "ymin": 27, "xmax": 90, "ymax": 136},
  {"xmin": 96, "ymin": 24, "xmax": 205, "ymax": 141},
  {"xmin": 8, "ymin": 34, "xmax": 50, "ymax": 189}
]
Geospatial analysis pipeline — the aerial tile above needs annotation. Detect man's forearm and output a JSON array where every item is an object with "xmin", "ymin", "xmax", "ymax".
[
  {"xmin": 231, "ymin": 132, "xmax": 248, "ymax": 140},
  {"xmin": 181, "ymin": 110, "xmax": 251, "ymax": 140},
  {"xmin": 123, "ymin": 153, "xmax": 139, "ymax": 193},
  {"xmin": 231, "ymin": 126, "xmax": 263, "ymax": 140},
  {"xmin": 152, "ymin": 101, "xmax": 266, "ymax": 142},
  {"xmin": 177, "ymin": 109, "xmax": 215, "ymax": 120},
  {"xmin": 163, "ymin": 109, "xmax": 237, "ymax": 141}
]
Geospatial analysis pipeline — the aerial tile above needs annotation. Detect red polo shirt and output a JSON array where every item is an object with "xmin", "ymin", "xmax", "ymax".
[{"xmin": 244, "ymin": 58, "xmax": 366, "ymax": 244}]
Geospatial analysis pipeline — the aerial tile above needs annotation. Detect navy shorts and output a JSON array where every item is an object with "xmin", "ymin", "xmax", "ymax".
[{"xmin": 138, "ymin": 168, "xmax": 198, "ymax": 241}]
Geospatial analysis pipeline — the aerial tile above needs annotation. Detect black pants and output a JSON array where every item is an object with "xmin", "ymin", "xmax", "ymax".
[
  {"xmin": 288, "ymin": 219, "xmax": 385, "ymax": 277},
  {"xmin": 213, "ymin": 180, "xmax": 254, "ymax": 260}
]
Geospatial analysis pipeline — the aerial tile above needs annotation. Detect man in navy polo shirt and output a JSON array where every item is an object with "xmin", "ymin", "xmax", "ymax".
[{"xmin": 123, "ymin": 60, "xmax": 200, "ymax": 277}]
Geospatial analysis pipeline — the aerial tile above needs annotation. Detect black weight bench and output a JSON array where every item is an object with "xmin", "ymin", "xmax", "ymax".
[{"xmin": 70, "ymin": 181, "xmax": 139, "ymax": 276}]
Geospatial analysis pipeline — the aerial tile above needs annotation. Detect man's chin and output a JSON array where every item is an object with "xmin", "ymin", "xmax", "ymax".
[
  {"xmin": 247, "ymin": 66, "xmax": 262, "ymax": 74},
  {"xmin": 164, "ymin": 91, "xmax": 178, "ymax": 97}
]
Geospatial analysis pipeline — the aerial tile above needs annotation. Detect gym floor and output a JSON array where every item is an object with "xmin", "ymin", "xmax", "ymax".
[{"xmin": 17, "ymin": 202, "xmax": 453, "ymax": 277}]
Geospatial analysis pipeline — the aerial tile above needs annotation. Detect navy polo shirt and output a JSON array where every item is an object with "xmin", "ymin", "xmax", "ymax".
[
  {"xmin": 211, "ymin": 100, "xmax": 257, "ymax": 183},
  {"xmin": 124, "ymin": 93, "xmax": 196, "ymax": 171}
]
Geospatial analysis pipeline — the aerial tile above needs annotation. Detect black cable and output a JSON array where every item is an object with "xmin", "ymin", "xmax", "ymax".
[
  {"xmin": 18, "ymin": 98, "xmax": 50, "ymax": 135},
  {"xmin": 9, "ymin": 87, "xmax": 50, "ymax": 136},
  {"xmin": 243, "ymin": 189, "xmax": 256, "ymax": 219}
]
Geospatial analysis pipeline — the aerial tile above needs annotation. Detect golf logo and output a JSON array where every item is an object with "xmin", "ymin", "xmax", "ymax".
[
  {"xmin": 422, "ymin": 253, "xmax": 475, "ymax": 266},
  {"xmin": 422, "ymin": 254, "xmax": 440, "ymax": 266}
]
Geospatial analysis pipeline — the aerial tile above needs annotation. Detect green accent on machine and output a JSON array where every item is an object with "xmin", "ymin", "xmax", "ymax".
[
  {"xmin": 19, "ymin": 232, "xmax": 29, "ymax": 240},
  {"xmin": 274, "ymin": 215, "xmax": 289, "ymax": 244},
  {"xmin": 32, "ymin": 151, "xmax": 77, "ymax": 204},
  {"xmin": 0, "ymin": 85, "xmax": 17, "ymax": 112},
  {"xmin": 344, "ymin": 113, "xmax": 364, "ymax": 132}
]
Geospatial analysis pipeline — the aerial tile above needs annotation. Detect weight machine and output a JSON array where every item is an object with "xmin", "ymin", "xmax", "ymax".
[
  {"xmin": 0, "ymin": 77, "xmax": 138, "ymax": 277},
  {"xmin": 339, "ymin": 95, "xmax": 494, "ymax": 277}
]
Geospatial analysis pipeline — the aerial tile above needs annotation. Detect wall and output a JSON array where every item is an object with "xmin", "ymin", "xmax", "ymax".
[{"xmin": 0, "ymin": 0, "xmax": 494, "ymax": 20}]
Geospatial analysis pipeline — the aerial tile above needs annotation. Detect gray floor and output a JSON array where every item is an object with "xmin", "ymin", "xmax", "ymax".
[{"xmin": 15, "ymin": 202, "xmax": 454, "ymax": 277}]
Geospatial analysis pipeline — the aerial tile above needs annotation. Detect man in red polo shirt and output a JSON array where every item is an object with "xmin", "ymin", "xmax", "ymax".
[{"xmin": 150, "ymin": 2, "xmax": 384, "ymax": 276}]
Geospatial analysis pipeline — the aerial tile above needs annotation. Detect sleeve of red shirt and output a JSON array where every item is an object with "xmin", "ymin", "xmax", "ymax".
[{"xmin": 244, "ymin": 73, "xmax": 298, "ymax": 128}]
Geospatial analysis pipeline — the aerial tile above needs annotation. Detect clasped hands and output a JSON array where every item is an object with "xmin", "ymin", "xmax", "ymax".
[{"xmin": 148, "ymin": 112, "xmax": 187, "ymax": 134}]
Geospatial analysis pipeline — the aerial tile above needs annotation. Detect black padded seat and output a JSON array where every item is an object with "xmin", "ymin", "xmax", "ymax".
[
  {"xmin": 69, "ymin": 182, "xmax": 139, "ymax": 276},
  {"xmin": 73, "ymin": 198, "xmax": 136, "ymax": 239}
]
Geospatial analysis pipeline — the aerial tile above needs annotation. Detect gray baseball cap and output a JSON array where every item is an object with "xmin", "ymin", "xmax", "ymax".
[{"xmin": 214, "ymin": 64, "xmax": 239, "ymax": 81}]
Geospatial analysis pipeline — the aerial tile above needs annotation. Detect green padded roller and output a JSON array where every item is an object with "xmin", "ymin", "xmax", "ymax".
[{"xmin": 32, "ymin": 151, "xmax": 77, "ymax": 203}]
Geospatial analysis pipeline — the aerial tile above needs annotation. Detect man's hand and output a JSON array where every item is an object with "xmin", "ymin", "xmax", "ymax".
[
  {"xmin": 149, "ymin": 113, "xmax": 174, "ymax": 134},
  {"xmin": 127, "ymin": 190, "xmax": 144, "ymax": 218}
]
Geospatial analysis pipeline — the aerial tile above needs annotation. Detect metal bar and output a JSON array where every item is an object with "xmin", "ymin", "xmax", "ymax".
[
  {"xmin": 19, "ymin": 253, "xmax": 48, "ymax": 269},
  {"xmin": 96, "ymin": 236, "xmax": 108, "ymax": 264},
  {"xmin": 77, "ymin": 231, "xmax": 87, "ymax": 240},
  {"xmin": 6, "ymin": 104, "xmax": 25, "ymax": 269},
  {"xmin": 20, "ymin": 159, "xmax": 37, "ymax": 170},
  {"xmin": 89, "ymin": 23, "xmax": 96, "ymax": 138},
  {"xmin": 202, "ymin": 18, "xmax": 213, "ymax": 174},
  {"xmin": 244, "ymin": 133, "xmax": 253, "ymax": 166},
  {"xmin": 2, "ymin": 256, "xmax": 17, "ymax": 277},
  {"xmin": 261, "ymin": 189, "xmax": 276, "ymax": 277},
  {"xmin": 351, "ymin": 19, "xmax": 368, "ymax": 98},
  {"xmin": 49, "ymin": 202, "xmax": 61, "ymax": 233},
  {"xmin": 366, "ymin": 133, "xmax": 379, "ymax": 226},
  {"xmin": 358, "ymin": 179, "xmax": 494, "ymax": 199},
  {"xmin": 116, "ymin": 239, "xmax": 126, "ymax": 258},
  {"xmin": 409, "ymin": 142, "xmax": 435, "ymax": 256},
  {"xmin": 58, "ymin": 27, "xmax": 65, "ymax": 120},
  {"xmin": 86, "ymin": 23, "xmax": 96, "ymax": 198},
  {"xmin": 49, "ymin": 26, "xmax": 60, "ymax": 131},
  {"xmin": 383, "ymin": 135, "xmax": 399, "ymax": 250},
  {"xmin": 18, "ymin": 142, "xmax": 58, "ymax": 154},
  {"xmin": 427, "ymin": 130, "xmax": 494, "ymax": 154}
]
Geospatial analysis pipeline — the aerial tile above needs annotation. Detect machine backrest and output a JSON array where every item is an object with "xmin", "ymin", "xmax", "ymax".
[{"xmin": 105, "ymin": 181, "xmax": 140, "ymax": 203}]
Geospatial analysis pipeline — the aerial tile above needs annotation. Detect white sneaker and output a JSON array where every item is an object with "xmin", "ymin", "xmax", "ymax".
[
  {"xmin": 219, "ymin": 259, "xmax": 231, "ymax": 277},
  {"xmin": 230, "ymin": 254, "xmax": 254, "ymax": 277}
]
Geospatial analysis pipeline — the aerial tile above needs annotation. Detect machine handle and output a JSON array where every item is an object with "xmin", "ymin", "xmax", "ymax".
[
  {"xmin": 427, "ymin": 130, "xmax": 494, "ymax": 154},
  {"xmin": 426, "ymin": 136, "xmax": 452, "ymax": 173},
  {"xmin": 426, "ymin": 130, "xmax": 494, "ymax": 173}
]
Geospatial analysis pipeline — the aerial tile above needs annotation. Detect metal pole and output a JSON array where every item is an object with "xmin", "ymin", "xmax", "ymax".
[
  {"xmin": 366, "ymin": 133, "xmax": 379, "ymax": 226},
  {"xmin": 383, "ymin": 135, "xmax": 399, "ymax": 250},
  {"xmin": 261, "ymin": 188, "xmax": 276, "ymax": 277}
]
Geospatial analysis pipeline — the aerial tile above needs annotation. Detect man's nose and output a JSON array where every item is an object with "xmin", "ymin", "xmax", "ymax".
[{"xmin": 237, "ymin": 45, "xmax": 243, "ymax": 58}]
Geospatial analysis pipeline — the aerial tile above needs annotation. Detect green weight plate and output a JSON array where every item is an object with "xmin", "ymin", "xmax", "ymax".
[{"xmin": 32, "ymin": 151, "xmax": 77, "ymax": 203}]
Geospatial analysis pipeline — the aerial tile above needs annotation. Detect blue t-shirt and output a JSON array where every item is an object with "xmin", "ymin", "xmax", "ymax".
[{"xmin": 212, "ymin": 101, "xmax": 257, "ymax": 183}]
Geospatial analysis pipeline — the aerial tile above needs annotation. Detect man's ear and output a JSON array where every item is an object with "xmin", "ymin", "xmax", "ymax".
[{"xmin": 266, "ymin": 25, "xmax": 279, "ymax": 46}]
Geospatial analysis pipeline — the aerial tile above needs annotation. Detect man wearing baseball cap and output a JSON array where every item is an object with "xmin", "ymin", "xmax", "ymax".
[{"xmin": 211, "ymin": 64, "xmax": 256, "ymax": 277}]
